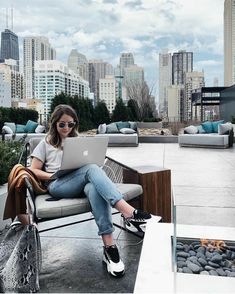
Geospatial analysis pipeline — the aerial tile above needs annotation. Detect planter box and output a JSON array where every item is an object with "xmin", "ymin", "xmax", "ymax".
[
  {"xmin": 137, "ymin": 122, "xmax": 162, "ymax": 129},
  {"xmin": 139, "ymin": 135, "xmax": 178, "ymax": 143}
]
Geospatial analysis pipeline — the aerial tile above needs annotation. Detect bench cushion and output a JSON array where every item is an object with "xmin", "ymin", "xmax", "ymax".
[{"xmin": 35, "ymin": 183, "xmax": 143, "ymax": 219}]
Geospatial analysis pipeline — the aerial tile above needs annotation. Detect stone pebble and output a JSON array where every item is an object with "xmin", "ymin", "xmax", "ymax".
[
  {"xmin": 186, "ymin": 261, "xmax": 200, "ymax": 273},
  {"xmin": 182, "ymin": 267, "xmax": 193, "ymax": 274},
  {"xmin": 209, "ymin": 270, "xmax": 218, "ymax": 276},
  {"xmin": 176, "ymin": 240, "xmax": 235, "ymax": 277},
  {"xmin": 211, "ymin": 254, "xmax": 222, "ymax": 263},
  {"xmin": 177, "ymin": 251, "xmax": 190, "ymax": 258}
]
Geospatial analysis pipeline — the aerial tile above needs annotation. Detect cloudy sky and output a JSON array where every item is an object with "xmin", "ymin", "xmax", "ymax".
[{"xmin": 0, "ymin": 0, "xmax": 224, "ymax": 98}]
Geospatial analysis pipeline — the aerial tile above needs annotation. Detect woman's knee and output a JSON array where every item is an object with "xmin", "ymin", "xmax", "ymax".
[{"xmin": 84, "ymin": 182, "xmax": 96, "ymax": 198}]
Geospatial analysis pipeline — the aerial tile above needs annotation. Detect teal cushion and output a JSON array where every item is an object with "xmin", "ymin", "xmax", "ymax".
[
  {"xmin": 4, "ymin": 122, "xmax": 16, "ymax": 133},
  {"xmin": 25, "ymin": 120, "xmax": 38, "ymax": 133},
  {"xmin": 106, "ymin": 123, "xmax": 119, "ymax": 133},
  {"xmin": 197, "ymin": 125, "xmax": 206, "ymax": 134},
  {"xmin": 116, "ymin": 121, "xmax": 130, "ymax": 130},
  {"xmin": 201, "ymin": 121, "xmax": 213, "ymax": 133},
  {"xmin": 211, "ymin": 120, "xmax": 224, "ymax": 133},
  {"xmin": 129, "ymin": 121, "xmax": 138, "ymax": 131},
  {"xmin": 15, "ymin": 124, "xmax": 26, "ymax": 133}
]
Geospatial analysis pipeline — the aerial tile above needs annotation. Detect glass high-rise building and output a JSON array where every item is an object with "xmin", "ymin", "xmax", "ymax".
[
  {"xmin": 0, "ymin": 29, "xmax": 19, "ymax": 71},
  {"xmin": 159, "ymin": 49, "xmax": 172, "ymax": 116},
  {"xmin": 23, "ymin": 36, "xmax": 56, "ymax": 99},
  {"xmin": 172, "ymin": 50, "xmax": 193, "ymax": 85},
  {"xmin": 224, "ymin": 0, "xmax": 235, "ymax": 86}
]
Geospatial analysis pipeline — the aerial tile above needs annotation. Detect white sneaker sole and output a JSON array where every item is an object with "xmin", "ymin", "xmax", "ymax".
[{"xmin": 103, "ymin": 256, "xmax": 125, "ymax": 277}]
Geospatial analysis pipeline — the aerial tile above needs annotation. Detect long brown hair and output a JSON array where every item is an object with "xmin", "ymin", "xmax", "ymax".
[{"xmin": 47, "ymin": 104, "xmax": 79, "ymax": 148}]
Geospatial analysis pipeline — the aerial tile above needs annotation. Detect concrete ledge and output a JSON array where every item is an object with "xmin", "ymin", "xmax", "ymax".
[
  {"xmin": 139, "ymin": 135, "xmax": 178, "ymax": 143},
  {"xmin": 0, "ymin": 184, "xmax": 11, "ymax": 230}
]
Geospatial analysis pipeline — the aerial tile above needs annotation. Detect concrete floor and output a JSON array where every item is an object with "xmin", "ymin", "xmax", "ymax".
[
  {"xmin": 38, "ymin": 213, "xmax": 142, "ymax": 293},
  {"xmin": 107, "ymin": 143, "xmax": 235, "ymax": 227},
  {"xmin": 2, "ymin": 143, "xmax": 235, "ymax": 293}
]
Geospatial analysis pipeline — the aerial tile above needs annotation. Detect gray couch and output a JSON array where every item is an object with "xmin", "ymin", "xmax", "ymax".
[
  {"xmin": 178, "ymin": 123, "xmax": 234, "ymax": 148},
  {"xmin": 1, "ymin": 120, "xmax": 46, "ymax": 142},
  {"xmin": 96, "ymin": 121, "xmax": 139, "ymax": 147}
]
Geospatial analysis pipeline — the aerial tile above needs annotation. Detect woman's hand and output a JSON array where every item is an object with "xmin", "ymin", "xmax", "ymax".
[{"xmin": 29, "ymin": 157, "xmax": 54, "ymax": 181}]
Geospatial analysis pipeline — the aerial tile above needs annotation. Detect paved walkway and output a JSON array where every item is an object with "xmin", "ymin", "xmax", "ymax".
[{"xmin": 107, "ymin": 143, "xmax": 235, "ymax": 227}]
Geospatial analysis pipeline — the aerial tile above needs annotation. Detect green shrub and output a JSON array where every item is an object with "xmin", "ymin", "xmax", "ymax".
[
  {"xmin": 0, "ymin": 107, "xmax": 38, "ymax": 133},
  {"xmin": 0, "ymin": 140, "xmax": 26, "ymax": 185},
  {"xmin": 231, "ymin": 116, "xmax": 235, "ymax": 124}
]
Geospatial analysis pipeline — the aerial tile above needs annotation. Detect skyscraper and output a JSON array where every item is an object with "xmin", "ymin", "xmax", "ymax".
[
  {"xmin": 185, "ymin": 71, "xmax": 205, "ymax": 120},
  {"xmin": 172, "ymin": 50, "xmax": 193, "ymax": 85},
  {"xmin": 224, "ymin": 0, "xmax": 235, "ymax": 86},
  {"xmin": 120, "ymin": 53, "xmax": 134, "ymax": 74},
  {"xmin": 159, "ymin": 49, "xmax": 172, "ymax": 116},
  {"xmin": 23, "ymin": 36, "xmax": 56, "ymax": 99},
  {"xmin": 34, "ymin": 60, "xmax": 89, "ymax": 115},
  {"xmin": 0, "ymin": 29, "xmax": 19, "ymax": 71},
  {"xmin": 67, "ymin": 49, "xmax": 89, "ymax": 81},
  {"xmin": 88, "ymin": 59, "xmax": 113, "ymax": 104},
  {"xmin": 172, "ymin": 50, "xmax": 193, "ymax": 121}
]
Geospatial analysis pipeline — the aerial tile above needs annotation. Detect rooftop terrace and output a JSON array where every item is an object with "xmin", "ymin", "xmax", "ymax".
[{"xmin": 1, "ymin": 143, "xmax": 235, "ymax": 293}]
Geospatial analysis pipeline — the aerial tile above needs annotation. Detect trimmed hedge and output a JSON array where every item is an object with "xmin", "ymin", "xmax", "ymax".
[{"xmin": 0, "ymin": 107, "xmax": 38, "ymax": 133}]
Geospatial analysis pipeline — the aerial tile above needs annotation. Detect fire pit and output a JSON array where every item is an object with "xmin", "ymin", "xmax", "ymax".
[
  {"xmin": 175, "ymin": 237, "xmax": 235, "ymax": 277},
  {"xmin": 134, "ymin": 223, "xmax": 235, "ymax": 293}
]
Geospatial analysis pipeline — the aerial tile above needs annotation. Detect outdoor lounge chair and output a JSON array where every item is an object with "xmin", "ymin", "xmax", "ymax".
[{"xmin": 23, "ymin": 137, "xmax": 143, "ymax": 233}]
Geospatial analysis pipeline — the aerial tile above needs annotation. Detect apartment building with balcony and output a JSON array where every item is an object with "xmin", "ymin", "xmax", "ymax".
[{"xmin": 34, "ymin": 60, "xmax": 90, "ymax": 115}]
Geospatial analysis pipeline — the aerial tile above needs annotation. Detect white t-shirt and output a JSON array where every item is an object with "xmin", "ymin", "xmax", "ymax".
[{"xmin": 31, "ymin": 138, "xmax": 63, "ymax": 173}]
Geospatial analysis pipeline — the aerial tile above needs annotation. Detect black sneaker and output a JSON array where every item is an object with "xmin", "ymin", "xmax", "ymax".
[
  {"xmin": 122, "ymin": 209, "xmax": 162, "ymax": 233},
  {"xmin": 103, "ymin": 245, "xmax": 125, "ymax": 277}
]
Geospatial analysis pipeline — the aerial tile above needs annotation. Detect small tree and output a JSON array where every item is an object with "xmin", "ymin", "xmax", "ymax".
[
  {"xmin": 94, "ymin": 101, "xmax": 110, "ymax": 126},
  {"xmin": 127, "ymin": 99, "xmax": 140, "ymax": 121},
  {"xmin": 111, "ymin": 99, "xmax": 129, "ymax": 122},
  {"xmin": 50, "ymin": 92, "xmax": 70, "ymax": 114},
  {"xmin": 125, "ymin": 80, "xmax": 157, "ymax": 121}
]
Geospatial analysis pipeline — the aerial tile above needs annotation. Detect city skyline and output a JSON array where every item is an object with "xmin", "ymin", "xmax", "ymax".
[{"xmin": 0, "ymin": 0, "xmax": 224, "ymax": 99}]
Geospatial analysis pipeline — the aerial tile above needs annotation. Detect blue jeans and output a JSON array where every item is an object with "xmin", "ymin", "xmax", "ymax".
[{"xmin": 48, "ymin": 164, "xmax": 123, "ymax": 235}]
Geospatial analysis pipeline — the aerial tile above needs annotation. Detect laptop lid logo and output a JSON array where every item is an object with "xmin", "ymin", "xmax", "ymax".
[{"xmin": 83, "ymin": 150, "xmax": 89, "ymax": 156}]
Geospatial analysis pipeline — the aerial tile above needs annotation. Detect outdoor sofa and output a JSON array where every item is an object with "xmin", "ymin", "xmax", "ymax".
[
  {"xmin": 1, "ymin": 120, "xmax": 46, "ymax": 142},
  {"xmin": 96, "ymin": 121, "xmax": 139, "ymax": 147},
  {"xmin": 178, "ymin": 120, "xmax": 234, "ymax": 148}
]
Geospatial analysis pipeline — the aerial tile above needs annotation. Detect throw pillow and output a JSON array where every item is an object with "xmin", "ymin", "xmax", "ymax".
[
  {"xmin": 129, "ymin": 121, "xmax": 138, "ymax": 131},
  {"xmin": 116, "ymin": 121, "xmax": 130, "ymax": 130},
  {"xmin": 35, "ymin": 125, "xmax": 46, "ymax": 133},
  {"xmin": 211, "ymin": 120, "xmax": 224, "ymax": 133},
  {"xmin": 106, "ymin": 123, "xmax": 119, "ymax": 133},
  {"xmin": 197, "ymin": 125, "xmax": 206, "ymax": 134},
  {"xmin": 97, "ymin": 123, "xmax": 107, "ymax": 134},
  {"xmin": 2, "ymin": 125, "xmax": 13, "ymax": 134},
  {"xmin": 25, "ymin": 120, "xmax": 38, "ymax": 133},
  {"xmin": 119, "ymin": 128, "xmax": 136, "ymax": 134},
  {"xmin": 15, "ymin": 124, "xmax": 26, "ymax": 133},
  {"xmin": 218, "ymin": 123, "xmax": 233, "ymax": 135},
  {"xmin": 4, "ymin": 122, "xmax": 16, "ymax": 133},
  {"xmin": 201, "ymin": 121, "xmax": 213, "ymax": 133},
  {"xmin": 184, "ymin": 125, "xmax": 198, "ymax": 134}
]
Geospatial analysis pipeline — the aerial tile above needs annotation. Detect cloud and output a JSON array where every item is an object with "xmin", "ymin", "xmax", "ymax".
[
  {"xmin": 0, "ymin": 0, "xmax": 225, "ymax": 91},
  {"xmin": 124, "ymin": 0, "xmax": 143, "ymax": 9}
]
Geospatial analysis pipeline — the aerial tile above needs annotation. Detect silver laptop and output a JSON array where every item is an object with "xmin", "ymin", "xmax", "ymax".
[{"xmin": 51, "ymin": 136, "xmax": 109, "ymax": 179}]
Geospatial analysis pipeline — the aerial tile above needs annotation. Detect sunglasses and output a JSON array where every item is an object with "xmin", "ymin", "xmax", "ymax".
[{"xmin": 58, "ymin": 122, "xmax": 76, "ymax": 129}]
